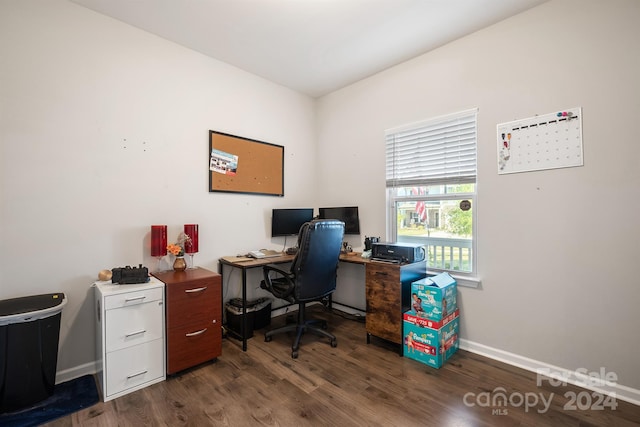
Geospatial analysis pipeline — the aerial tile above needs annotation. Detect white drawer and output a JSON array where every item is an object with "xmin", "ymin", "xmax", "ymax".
[
  {"xmin": 104, "ymin": 286, "xmax": 163, "ymax": 310},
  {"xmin": 105, "ymin": 300, "xmax": 164, "ymax": 352},
  {"xmin": 105, "ymin": 339, "xmax": 165, "ymax": 398}
]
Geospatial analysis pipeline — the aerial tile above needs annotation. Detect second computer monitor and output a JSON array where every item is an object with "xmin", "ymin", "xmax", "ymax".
[{"xmin": 318, "ymin": 206, "xmax": 360, "ymax": 235}]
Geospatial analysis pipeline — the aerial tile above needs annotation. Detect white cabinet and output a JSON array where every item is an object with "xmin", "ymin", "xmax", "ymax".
[{"xmin": 95, "ymin": 278, "xmax": 166, "ymax": 402}]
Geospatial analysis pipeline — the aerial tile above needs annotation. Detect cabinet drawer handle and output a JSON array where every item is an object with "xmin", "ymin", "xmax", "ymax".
[
  {"xmin": 185, "ymin": 328, "xmax": 207, "ymax": 337},
  {"xmin": 125, "ymin": 329, "xmax": 146, "ymax": 338},
  {"xmin": 126, "ymin": 370, "xmax": 148, "ymax": 379},
  {"xmin": 374, "ymin": 272, "xmax": 389, "ymax": 276},
  {"xmin": 184, "ymin": 286, "xmax": 207, "ymax": 293},
  {"xmin": 124, "ymin": 296, "xmax": 146, "ymax": 302}
]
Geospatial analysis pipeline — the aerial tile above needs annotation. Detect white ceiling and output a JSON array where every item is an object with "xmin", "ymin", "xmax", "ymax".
[{"xmin": 71, "ymin": 0, "xmax": 548, "ymax": 98}]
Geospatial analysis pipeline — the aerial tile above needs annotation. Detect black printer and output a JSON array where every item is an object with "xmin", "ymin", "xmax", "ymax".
[{"xmin": 371, "ymin": 242, "xmax": 426, "ymax": 264}]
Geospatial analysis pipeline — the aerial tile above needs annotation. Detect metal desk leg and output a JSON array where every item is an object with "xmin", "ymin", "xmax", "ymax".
[{"xmin": 241, "ymin": 268, "xmax": 247, "ymax": 351}]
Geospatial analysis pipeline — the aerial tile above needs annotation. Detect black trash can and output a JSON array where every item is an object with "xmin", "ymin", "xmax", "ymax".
[
  {"xmin": 251, "ymin": 297, "xmax": 272, "ymax": 330},
  {"xmin": 226, "ymin": 300, "xmax": 255, "ymax": 340},
  {"xmin": 225, "ymin": 297, "xmax": 273, "ymax": 340},
  {"xmin": 0, "ymin": 293, "xmax": 67, "ymax": 413}
]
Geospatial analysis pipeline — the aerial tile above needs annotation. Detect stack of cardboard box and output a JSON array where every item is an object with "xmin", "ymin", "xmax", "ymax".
[{"xmin": 403, "ymin": 272, "xmax": 459, "ymax": 368}]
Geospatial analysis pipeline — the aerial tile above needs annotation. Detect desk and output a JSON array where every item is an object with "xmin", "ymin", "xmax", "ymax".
[{"xmin": 218, "ymin": 252, "xmax": 368, "ymax": 351}]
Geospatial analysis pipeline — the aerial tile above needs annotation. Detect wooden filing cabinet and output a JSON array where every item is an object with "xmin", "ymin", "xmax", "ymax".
[
  {"xmin": 153, "ymin": 268, "xmax": 221, "ymax": 374},
  {"xmin": 365, "ymin": 261, "xmax": 427, "ymax": 346},
  {"xmin": 94, "ymin": 278, "xmax": 166, "ymax": 402}
]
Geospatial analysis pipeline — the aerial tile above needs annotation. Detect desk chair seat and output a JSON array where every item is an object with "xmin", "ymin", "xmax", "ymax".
[{"xmin": 260, "ymin": 219, "xmax": 345, "ymax": 358}]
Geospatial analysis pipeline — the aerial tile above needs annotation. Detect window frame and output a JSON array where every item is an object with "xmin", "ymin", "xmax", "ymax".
[{"xmin": 385, "ymin": 109, "xmax": 480, "ymax": 286}]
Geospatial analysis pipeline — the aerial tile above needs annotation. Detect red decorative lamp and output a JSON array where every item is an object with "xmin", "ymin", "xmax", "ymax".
[
  {"xmin": 184, "ymin": 224, "xmax": 199, "ymax": 269},
  {"xmin": 151, "ymin": 225, "xmax": 167, "ymax": 271}
]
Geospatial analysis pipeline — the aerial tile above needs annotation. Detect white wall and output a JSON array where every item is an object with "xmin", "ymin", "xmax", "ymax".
[
  {"xmin": 3, "ymin": 0, "xmax": 639, "ymax": 399},
  {"xmin": 0, "ymin": 0, "xmax": 316, "ymax": 378},
  {"xmin": 317, "ymin": 0, "xmax": 640, "ymax": 392}
]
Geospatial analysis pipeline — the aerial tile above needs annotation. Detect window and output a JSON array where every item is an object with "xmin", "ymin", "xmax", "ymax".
[{"xmin": 386, "ymin": 109, "xmax": 477, "ymax": 278}]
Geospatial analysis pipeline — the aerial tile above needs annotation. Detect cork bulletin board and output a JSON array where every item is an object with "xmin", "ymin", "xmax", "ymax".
[{"xmin": 209, "ymin": 130, "xmax": 284, "ymax": 196}]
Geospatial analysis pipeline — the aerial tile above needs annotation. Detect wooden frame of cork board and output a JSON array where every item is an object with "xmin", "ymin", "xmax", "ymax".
[{"xmin": 209, "ymin": 130, "xmax": 284, "ymax": 196}]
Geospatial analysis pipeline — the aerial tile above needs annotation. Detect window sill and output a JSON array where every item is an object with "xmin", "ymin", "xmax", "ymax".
[
  {"xmin": 428, "ymin": 270, "xmax": 481, "ymax": 289},
  {"xmin": 451, "ymin": 274, "xmax": 481, "ymax": 289}
]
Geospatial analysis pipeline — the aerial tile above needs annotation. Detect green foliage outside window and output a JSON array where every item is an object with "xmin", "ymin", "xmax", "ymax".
[{"xmin": 444, "ymin": 206, "xmax": 472, "ymax": 237}]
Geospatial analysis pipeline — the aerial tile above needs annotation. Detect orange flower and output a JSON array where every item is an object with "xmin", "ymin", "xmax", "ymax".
[{"xmin": 167, "ymin": 243, "xmax": 184, "ymax": 256}]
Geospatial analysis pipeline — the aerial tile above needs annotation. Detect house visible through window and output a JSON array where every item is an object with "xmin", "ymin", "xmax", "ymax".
[{"xmin": 385, "ymin": 108, "xmax": 477, "ymax": 276}]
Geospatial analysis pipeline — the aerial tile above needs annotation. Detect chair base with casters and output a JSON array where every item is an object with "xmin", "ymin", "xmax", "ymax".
[{"xmin": 264, "ymin": 301, "xmax": 337, "ymax": 359}]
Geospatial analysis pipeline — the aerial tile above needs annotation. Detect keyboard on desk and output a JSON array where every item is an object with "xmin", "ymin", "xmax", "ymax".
[{"xmin": 248, "ymin": 249, "xmax": 283, "ymax": 259}]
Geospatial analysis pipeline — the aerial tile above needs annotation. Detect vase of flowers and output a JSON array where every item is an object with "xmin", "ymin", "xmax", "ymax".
[
  {"xmin": 167, "ymin": 233, "xmax": 190, "ymax": 272},
  {"xmin": 172, "ymin": 256, "xmax": 187, "ymax": 272}
]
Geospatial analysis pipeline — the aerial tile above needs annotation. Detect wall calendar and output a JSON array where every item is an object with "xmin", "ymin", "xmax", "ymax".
[{"xmin": 497, "ymin": 107, "xmax": 583, "ymax": 175}]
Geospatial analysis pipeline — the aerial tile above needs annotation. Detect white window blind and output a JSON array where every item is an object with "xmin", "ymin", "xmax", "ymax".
[{"xmin": 386, "ymin": 108, "xmax": 478, "ymax": 188}]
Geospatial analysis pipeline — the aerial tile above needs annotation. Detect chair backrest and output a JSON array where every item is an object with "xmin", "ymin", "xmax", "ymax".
[{"xmin": 291, "ymin": 219, "xmax": 345, "ymax": 302}]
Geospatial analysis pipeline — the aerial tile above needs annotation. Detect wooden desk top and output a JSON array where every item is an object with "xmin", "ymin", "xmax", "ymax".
[
  {"xmin": 339, "ymin": 252, "xmax": 370, "ymax": 265},
  {"xmin": 219, "ymin": 252, "xmax": 369, "ymax": 268},
  {"xmin": 219, "ymin": 253, "xmax": 294, "ymax": 268}
]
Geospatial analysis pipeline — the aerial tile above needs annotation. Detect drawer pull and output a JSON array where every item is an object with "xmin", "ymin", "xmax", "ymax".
[
  {"xmin": 126, "ymin": 370, "xmax": 148, "ymax": 379},
  {"xmin": 184, "ymin": 286, "xmax": 207, "ymax": 293},
  {"xmin": 374, "ymin": 272, "xmax": 389, "ymax": 276},
  {"xmin": 125, "ymin": 329, "xmax": 146, "ymax": 338},
  {"xmin": 185, "ymin": 328, "xmax": 207, "ymax": 337},
  {"xmin": 124, "ymin": 295, "xmax": 146, "ymax": 303}
]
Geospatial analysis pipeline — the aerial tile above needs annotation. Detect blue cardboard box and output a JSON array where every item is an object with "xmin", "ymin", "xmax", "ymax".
[
  {"xmin": 410, "ymin": 272, "xmax": 457, "ymax": 322},
  {"xmin": 403, "ymin": 313, "xmax": 459, "ymax": 368}
]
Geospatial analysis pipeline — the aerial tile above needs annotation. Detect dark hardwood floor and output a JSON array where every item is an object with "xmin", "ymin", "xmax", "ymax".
[{"xmin": 46, "ymin": 306, "xmax": 639, "ymax": 426}]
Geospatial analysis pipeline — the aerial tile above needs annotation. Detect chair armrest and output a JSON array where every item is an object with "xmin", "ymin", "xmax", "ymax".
[
  {"xmin": 261, "ymin": 264, "xmax": 295, "ymax": 301},
  {"xmin": 263, "ymin": 263, "xmax": 291, "ymax": 277}
]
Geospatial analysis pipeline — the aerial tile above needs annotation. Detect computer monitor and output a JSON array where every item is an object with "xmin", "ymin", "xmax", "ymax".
[
  {"xmin": 271, "ymin": 208, "xmax": 314, "ymax": 237},
  {"xmin": 318, "ymin": 206, "xmax": 360, "ymax": 235}
]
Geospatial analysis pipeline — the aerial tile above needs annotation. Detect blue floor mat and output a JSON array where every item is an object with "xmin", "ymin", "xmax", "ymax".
[{"xmin": 0, "ymin": 374, "xmax": 99, "ymax": 427}]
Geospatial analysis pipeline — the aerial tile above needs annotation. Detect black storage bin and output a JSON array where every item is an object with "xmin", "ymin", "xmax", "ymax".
[
  {"xmin": 252, "ymin": 298, "xmax": 272, "ymax": 330},
  {"xmin": 225, "ymin": 297, "xmax": 272, "ymax": 340},
  {"xmin": 225, "ymin": 300, "xmax": 255, "ymax": 340},
  {"xmin": 0, "ymin": 293, "xmax": 67, "ymax": 413}
]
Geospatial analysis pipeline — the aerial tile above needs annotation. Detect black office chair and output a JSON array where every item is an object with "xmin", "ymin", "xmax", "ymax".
[{"xmin": 260, "ymin": 219, "xmax": 345, "ymax": 358}]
